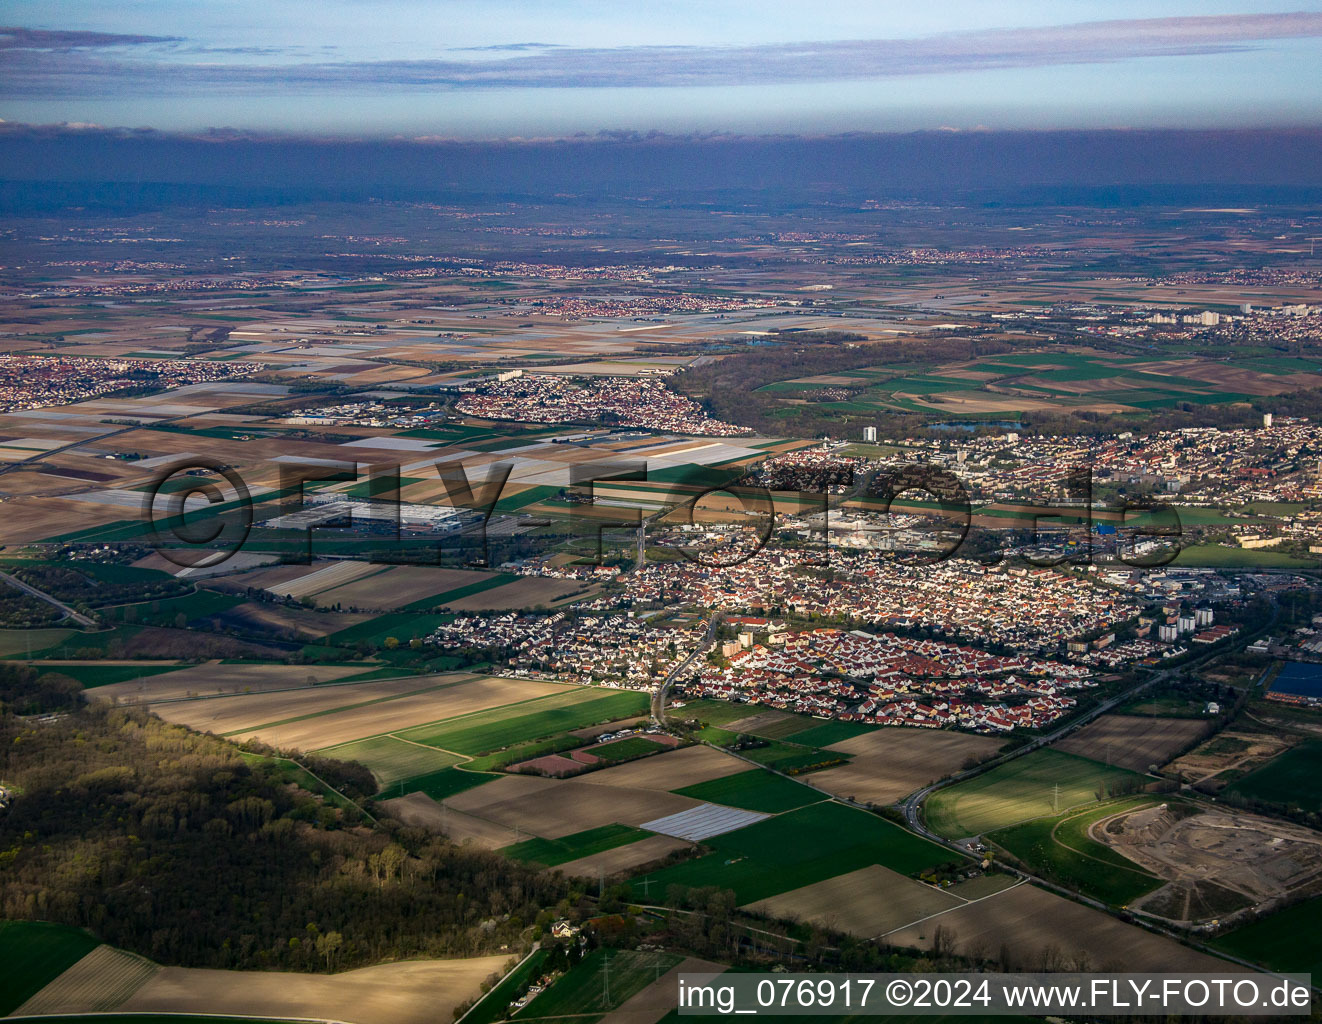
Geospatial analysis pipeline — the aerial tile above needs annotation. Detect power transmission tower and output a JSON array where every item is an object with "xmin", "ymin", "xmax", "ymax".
[
  {"xmin": 600, "ymin": 951, "xmax": 612, "ymax": 1007},
  {"xmin": 1052, "ymin": 783, "xmax": 1060, "ymax": 813}
]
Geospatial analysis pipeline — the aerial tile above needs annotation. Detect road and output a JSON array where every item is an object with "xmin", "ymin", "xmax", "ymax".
[
  {"xmin": 652, "ymin": 611, "xmax": 722, "ymax": 725},
  {"xmin": 0, "ymin": 569, "xmax": 97, "ymax": 627}
]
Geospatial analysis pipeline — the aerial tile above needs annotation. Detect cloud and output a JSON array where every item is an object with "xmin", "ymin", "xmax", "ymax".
[
  {"xmin": 4, "ymin": 12, "xmax": 1322, "ymax": 97},
  {"xmin": 0, "ymin": 26, "xmax": 180, "ymax": 50}
]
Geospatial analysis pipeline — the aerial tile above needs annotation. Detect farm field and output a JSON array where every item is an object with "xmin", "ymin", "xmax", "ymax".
[
  {"xmin": 311, "ymin": 566, "xmax": 507, "ymax": 611},
  {"xmin": 576, "ymin": 744, "xmax": 748, "ymax": 791},
  {"xmin": 15, "ymin": 944, "xmax": 159, "ymax": 1015},
  {"xmin": 0, "ymin": 626, "xmax": 75, "ymax": 657},
  {"xmin": 442, "ymin": 773, "xmax": 702, "ymax": 840},
  {"xmin": 500, "ymin": 823, "xmax": 650, "ymax": 867},
  {"xmin": 398, "ymin": 687, "xmax": 650, "ymax": 754},
  {"xmin": 147, "ymin": 675, "xmax": 451, "ymax": 735},
  {"xmin": 0, "ymin": 920, "xmax": 101, "ymax": 1015},
  {"xmin": 629, "ymin": 800, "xmax": 948, "ymax": 905},
  {"xmin": 101, "ymin": 956, "xmax": 511, "ymax": 1024},
  {"xmin": 228, "ymin": 675, "xmax": 578, "ymax": 750},
  {"xmin": 809, "ymin": 728, "xmax": 1006, "ymax": 806},
  {"xmin": 442, "ymin": 574, "xmax": 587, "ymax": 611},
  {"xmin": 674, "ymin": 768, "xmax": 824, "ymax": 813},
  {"xmin": 515, "ymin": 949, "xmax": 682, "ymax": 1020},
  {"xmin": 94, "ymin": 661, "xmax": 372, "ymax": 703},
  {"xmin": 1225, "ymin": 739, "xmax": 1322, "ymax": 810},
  {"xmin": 1212, "ymin": 895, "xmax": 1322, "ymax": 978},
  {"xmin": 1053, "ymin": 714, "xmax": 1211, "ymax": 772},
  {"xmin": 881, "ymin": 880, "xmax": 1237, "ymax": 972},
  {"xmin": 742, "ymin": 864, "xmax": 962, "ymax": 937},
  {"xmin": 987, "ymin": 796, "xmax": 1165, "ymax": 906},
  {"xmin": 316, "ymin": 735, "xmax": 463, "ymax": 786},
  {"xmin": 924, "ymin": 749, "xmax": 1144, "ymax": 839},
  {"xmin": 32, "ymin": 662, "xmax": 185, "ymax": 689},
  {"xmin": 554, "ymin": 833, "xmax": 691, "ymax": 879}
]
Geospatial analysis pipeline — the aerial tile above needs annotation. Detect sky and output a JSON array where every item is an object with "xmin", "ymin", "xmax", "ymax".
[{"xmin": 4, "ymin": 1, "xmax": 1322, "ymax": 137}]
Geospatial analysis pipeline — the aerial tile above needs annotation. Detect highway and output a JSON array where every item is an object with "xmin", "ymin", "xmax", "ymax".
[{"xmin": 0, "ymin": 569, "xmax": 97, "ymax": 627}]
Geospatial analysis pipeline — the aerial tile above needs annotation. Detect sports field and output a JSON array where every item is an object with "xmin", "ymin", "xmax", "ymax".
[
  {"xmin": 398, "ymin": 687, "xmax": 649, "ymax": 754},
  {"xmin": 629, "ymin": 800, "xmax": 947, "ymax": 905},
  {"xmin": 0, "ymin": 920, "xmax": 100, "ymax": 1014},
  {"xmin": 924, "ymin": 749, "xmax": 1144, "ymax": 839}
]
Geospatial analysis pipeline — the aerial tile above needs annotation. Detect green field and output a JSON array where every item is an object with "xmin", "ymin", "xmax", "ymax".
[
  {"xmin": 402, "ymin": 766, "xmax": 499, "ymax": 801},
  {"xmin": 515, "ymin": 948, "xmax": 681, "ymax": 1019},
  {"xmin": 1212, "ymin": 895, "xmax": 1322, "ymax": 977},
  {"xmin": 988, "ymin": 797, "xmax": 1165, "ymax": 906},
  {"xmin": 787, "ymin": 720, "xmax": 878, "ymax": 747},
  {"xmin": 0, "ymin": 920, "xmax": 100, "ymax": 1014},
  {"xmin": 0, "ymin": 627, "xmax": 75, "ymax": 657},
  {"xmin": 316, "ymin": 735, "xmax": 463, "ymax": 786},
  {"xmin": 1225, "ymin": 740, "xmax": 1322, "ymax": 811},
  {"xmin": 322, "ymin": 611, "xmax": 455, "ymax": 646},
  {"xmin": 398, "ymin": 688, "xmax": 649, "ymax": 755},
  {"xmin": 238, "ymin": 752, "xmax": 362, "ymax": 814},
  {"xmin": 461, "ymin": 949, "xmax": 551, "ymax": 1024},
  {"xmin": 501, "ymin": 824, "xmax": 650, "ymax": 867},
  {"xmin": 675, "ymin": 768, "xmax": 824, "ymax": 813},
  {"xmin": 593, "ymin": 736, "xmax": 670, "ymax": 761},
  {"xmin": 924, "ymin": 749, "xmax": 1144, "ymax": 839},
  {"xmin": 1173, "ymin": 544, "xmax": 1315, "ymax": 569},
  {"xmin": 629, "ymin": 801, "xmax": 947, "ymax": 905}
]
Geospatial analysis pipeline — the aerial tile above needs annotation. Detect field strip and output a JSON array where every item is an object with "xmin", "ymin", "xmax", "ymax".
[
  {"xmin": 306, "ymin": 684, "xmax": 597, "ymax": 749},
  {"xmin": 219, "ymin": 678, "xmax": 472, "ymax": 736},
  {"xmin": 874, "ymin": 879, "xmax": 1027, "ymax": 939}
]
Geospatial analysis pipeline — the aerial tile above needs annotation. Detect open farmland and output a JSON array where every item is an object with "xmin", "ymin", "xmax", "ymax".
[
  {"xmin": 500, "ymin": 823, "xmax": 650, "ymax": 867},
  {"xmin": 809, "ymin": 728, "xmax": 1006, "ymax": 805},
  {"xmin": 513, "ymin": 948, "xmax": 682, "ymax": 1020},
  {"xmin": 15, "ymin": 945, "xmax": 159, "ymax": 1015},
  {"xmin": 1054, "ymin": 715, "xmax": 1212, "ymax": 772},
  {"xmin": 674, "ymin": 768, "xmax": 824, "ymax": 813},
  {"xmin": 629, "ymin": 800, "xmax": 947, "ymax": 905},
  {"xmin": 440, "ymin": 773, "xmax": 701, "ymax": 839},
  {"xmin": 311, "ymin": 566, "xmax": 508, "ymax": 611},
  {"xmin": 317, "ymin": 735, "xmax": 463, "ymax": 786},
  {"xmin": 146, "ymin": 675, "xmax": 453, "ymax": 735},
  {"xmin": 104, "ymin": 955, "xmax": 511, "ymax": 1024},
  {"xmin": 442, "ymin": 574, "xmax": 588, "ymax": 611},
  {"xmin": 0, "ymin": 921, "xmax": 101, "ymax": 1015},
  {"xmin": 924, "ymin": 749, "xmax": 1145, "ymax": 839},
  {"xmin": 575, "ymin": 743, "xmax": 748, "ymax": 790},
  {"xmin": 225, "ymin": 675, "xmax": 577, "ymax": 750},
  {"xmin": 94, "ymin": 662, "xmax": 373, "ymax": 703},
  {"xmin": 398, "ymin": 687, "xmax": 650, "ymax": 754},
  {"xmin": 1213, "ymin": 895, "xmax": 1322, "ymax": 979},
  {"xmin": 554, "ymin": 833, "xmax": 692, "ymax": 879},
  {"xmin": 743, "ymin": 864, "xmax": 962, "ymax": 937},
  {"xmin": 881, "ymin": 881, "xmax": 1238, "ymax": 971},
  {"xmin": 1225, "ymin": 739, "xmax": 1322, "ymax": 811}
]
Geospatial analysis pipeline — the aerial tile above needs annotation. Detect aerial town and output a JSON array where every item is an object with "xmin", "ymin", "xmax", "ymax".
[{"xmin": 3, "ymin": 7, "xmax": 1322, "ymax": 1022}]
